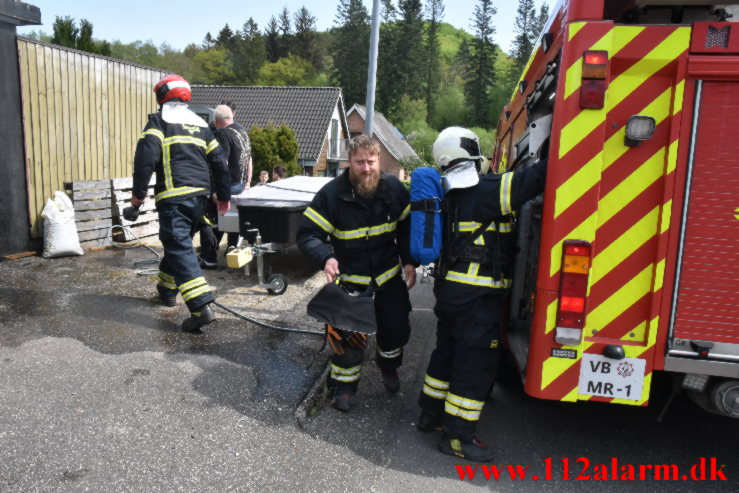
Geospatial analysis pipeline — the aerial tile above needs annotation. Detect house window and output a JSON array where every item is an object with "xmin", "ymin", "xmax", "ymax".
[{"xmin": 329, "ymin": 119, "xmax": 339, "ymax": 158}]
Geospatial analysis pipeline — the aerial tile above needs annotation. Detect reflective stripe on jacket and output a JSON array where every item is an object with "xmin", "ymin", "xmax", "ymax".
[
  {"xmin": 133, "ymin": 112, "xmax": 230, "ymax": 204},
  {"xmin": 297, "ymin": 171, "xmax": 413, "ymax": 289}
]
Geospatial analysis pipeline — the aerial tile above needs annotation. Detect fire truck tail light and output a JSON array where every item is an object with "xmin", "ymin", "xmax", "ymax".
[
  {"xmin": 580, "ymin": 50, "xmax": 608, "ymax": 109},
  {"xmin": 580, "ymin": 80, "xmax": 607, "ymax": 109},
  {"xmin": 555, "ymin": 240, "xmax": 592, "ymax": 346}
]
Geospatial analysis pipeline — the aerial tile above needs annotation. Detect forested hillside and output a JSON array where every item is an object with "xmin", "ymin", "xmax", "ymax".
[{"xmin": 26, "ymin": 0, "xmax": 549, "ymax": 166}]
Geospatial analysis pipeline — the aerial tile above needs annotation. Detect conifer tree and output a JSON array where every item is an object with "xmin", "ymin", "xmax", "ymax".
[
  {"xmin": 532, "ymin": 2, "xmax": 550, "ymax": 39},
  {"xmin": 265, "ymin": 17, "xmax": 280, "ymax": 63},
  {"xmin": 331, "ymin": 0, "xmax": 370, "ymax": 107},
  {"xmin": 278, "ymin": 7, "xmax": 293, "ymax": 58},
  {"xmin": 293, "ymin": 6, "xmax": 320, "ymax": 68},
  {"xmin": 462, "ymin": 0, "xmax": 497, "ymax": 127},
  {"xmin": 424, "ymin": 0, "xmax": 444, "ymax": 125},
  {"xmin": 509, "ymin": 0, "xmax": 536, "ymax": 79},
  {"xmin": 396, "ymin": 0, "xmax": 425, "ymax": 100}
]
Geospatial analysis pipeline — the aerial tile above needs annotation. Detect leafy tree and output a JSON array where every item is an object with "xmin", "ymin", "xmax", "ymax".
[
  {"xmin": 331, "ymin": 0, "xmax": 370, "ymax": 107},
  {"xmin": 424, "ymin": 0, "xmax": 444, "ymax": 125},
  {"xmin": 249, "ymin": 122, "xmax": 301, "ymax": 177},
  {"xmin": 257, "ymin": 54, "xmax": 316, "ymax": 86},
  {"xmin": 463, "ymin": 0, "xmax": 498, "ymax": 127},
  {"xmin": 509, "ymin": 0, "xmax": 536, "ymax": 81},
  {"xmin": 265, "ymin": 16, "xmax": 280, "ymax": 62},
  {"xmin": 77, "ymin": 19, "xmax": 95, "ymax": 53},
  {"xmin": 432, "ymin": 84, "xmax": 468, "ymax": 129},
  {"xmin": 293, "ymin": 6, "xmax": 320, "ymax": 68},
  {"xmin": 51, "ymin": 16, "xmax": 78, "ymax": 49},
  {"xmin": 191, "ymin": 47, "xmax": 236, "ymax": 84}
]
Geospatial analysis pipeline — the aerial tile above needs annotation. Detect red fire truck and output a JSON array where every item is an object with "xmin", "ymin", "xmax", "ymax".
[{"xmin": 494, "ymin": 0, "xmax": 739, "ymax": 417}]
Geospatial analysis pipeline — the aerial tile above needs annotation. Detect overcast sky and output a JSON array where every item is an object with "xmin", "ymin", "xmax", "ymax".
[{"xmin": 17, "ymin": 0, "xmax": 557, "ymax": 53}]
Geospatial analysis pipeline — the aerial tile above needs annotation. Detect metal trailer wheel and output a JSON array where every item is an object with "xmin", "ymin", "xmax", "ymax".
[
  {"xmin": 266, "ymin": 274, "xmax": 288, "ymax": 296},
  {"xmin": 711, "ymin": 379, "xmax": 739, "ymax": 418}
]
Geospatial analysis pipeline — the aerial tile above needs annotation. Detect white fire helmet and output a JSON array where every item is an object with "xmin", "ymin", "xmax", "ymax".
[{"xmin": 433, "ymin": 127, "xmax": 488, "ymax": 192}]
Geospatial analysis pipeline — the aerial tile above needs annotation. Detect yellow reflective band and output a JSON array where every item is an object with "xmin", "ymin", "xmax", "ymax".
[
  {"xmin": 500, "ymin": 172, "xmax": 513, "ymax": 215},
  {"xmin": 155, "ymin": 186, "xmax": 207, "ymax": 202},
  {"xmin": 446, "ymin": 392, "xmax": 484, "ymax": 410},
  {"xmin": 163, "ymin": 143, "xmax": 173, "ymax": 190},
  {"xmin": 424, "ymin": 374, "xmax": 449, "ymax": 390},
  {"xmin": 423, "ymin": 384, "xmax": 448, "ymax": 400},
  {"xmin": 399, "ymin": 204, "xmax": 411, "ymax": 221},
  {"xmin": 467, "ymin": 263, "xmax": 481, "ymax": 276},
  {"xmin": 178, "ymin": 276, "xmax": 206, "ymax": 292},
  {"xmin": 444, "ymin": 401, "xmax": 481, "ymax": 421},
  {"xmin": 157, "ymin": 279, "xmax": 177, "ymax": 290},
  {"xmin": 163, "ymin": 135, "xmax": 207, "ymax": 148},
  {"xmin": 377, "ymin": 347, "xmax": 402, "ymax": 358},
  {"xmin": 201, "ymin": 215, "xmax": 214, "ymax": 226},
  {"xmin": 445, "ymin": 270, "xmax": 512, "ymax": 289},
  {"xmin": 332, "ymin": 221, "xmax": 398, "ymax": 240},
  {"xmin": 182, "ymin": 285, "xmax": 211, "ymax": 302},
  {"xmin": 456, "ymin": 221, "xmax": 513, "ymax": 233},
  {"xmin": 206, "ymin": 139, "xmax": 219, "ymax": 155},
  {"xmin": 141, "ymin": 128, "xmax": 164, "ymax": 141},
  {"xmin": 376, "ymin": 264, "xmax": 401, "ymax": 286},
  {"xmin": 333, "ymin": 373, "xmax": 360, "ymax": 382},
  {"xmin": 304, "ymin": 207, "xmax": 335, "ymax": 234},
  {"xmin": 158, "ymin": 271, "xmax": 174, "ymax": 281},
  {"xmin": 341, "ymin": 274, "xmax": 371, "ymax": 285},
  {"xmin": 330, "ymin": 363, "xmax": 361, "ymax": 375}
]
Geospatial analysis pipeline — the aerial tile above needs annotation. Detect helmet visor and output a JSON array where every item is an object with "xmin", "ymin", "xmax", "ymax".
[{"xmin": 441, "ymin": 160, "xmax": 479, "ymax": 193}]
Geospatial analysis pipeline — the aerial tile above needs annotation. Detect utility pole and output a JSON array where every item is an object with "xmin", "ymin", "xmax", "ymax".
[{"xmin": 364, "ymin": 0, "xmax": 381, "ymax": 136}]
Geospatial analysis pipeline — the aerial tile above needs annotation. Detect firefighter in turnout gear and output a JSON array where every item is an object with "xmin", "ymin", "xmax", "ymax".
[
  {"xmin": 131, "ymin": 74, "xmax": 231, "ymax": 332},
  {"xmin": 417, "ymin": 127, "xmax": 546, "ymax": 462},
  {"xmin": 297, "ymin": 135, "xmax": 417, "ymax": 412}
]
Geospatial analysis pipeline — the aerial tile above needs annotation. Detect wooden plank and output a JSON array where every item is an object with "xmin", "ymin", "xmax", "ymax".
[
  {"xmin": 74, "ymin": 209, "xmax": 113, "ymax": 221},
  {"xmin": 113, "ymin": 188, "xmax": 155, "ymax": 200},
  {"xmin": 76, "ymin": 218, "xmax": 113, "ymax": 232},
  {"xmin": 115, "ymin": 222, "xmax": 160, "ymax": 242},
  {"xmin": 113, "ymin": 196, "xmax": 156, "ymax": 212},
  {"xmin": 59, "ymin": 49, "xmax": 72, "ymax": 184},
  {"xmin": 42, "ymin": 46, "xmax": 55, "ymax": 232},
  {"xmin": 78, "ymin": 227, "xmax": 113, "ymax": 242},
  {"xmin": 53, "ymin": 47, "xmax": 66, "ymax": 189},
  {"xmin": 72, "ymin": 189, "xmax": 111, "ymax": 200},
  {"xmin": 73, "ymin": 200, "xmax": 113, "ymax": 211},
  {"xmin": 102, "ymin": 60, "xmax": 111, "ymax": 179},
  {"xmin": 82, "ymin": 54, "xmax": 92, "ymax": 181},
  {"xmin": 69, "ymin": 179, "xmax": 110, "ymax": 191},
  {"xmin": 3, "ymin": 251, "xmax": 38, "ymax": 260},
  {"xmin": 74, "ymin": 52, "xmax": 85, "ymax": 182},
  {"xmin": 18, "ymin": 41, "xmax": 38, "ymax": 237},
  {"xmin": 112, "ymin": 176, "xmax": 155, "ymax": 190},
  {"xmin": 93, "ymin": 56, "xmax": 103, "ymax": 180}
]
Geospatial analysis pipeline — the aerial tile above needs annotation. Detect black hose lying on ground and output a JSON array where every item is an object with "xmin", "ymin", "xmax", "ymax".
[{"xmin": 212, "ymin": 301, "xmax": 324, "ymax": 336}]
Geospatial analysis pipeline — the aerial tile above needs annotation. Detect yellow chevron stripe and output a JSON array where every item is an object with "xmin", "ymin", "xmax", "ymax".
[
  {"xmin": 545, "ymin": 299, "xmax": 558, "ymax": 334},
  {"xmin": 599, "ymin": 149, "xmax": 666, "ymax": 228},
  {"xmin": 564, "ymin": 26, "xmax": 645, "ymax": 100},
  {"xmin": 666, "ymin": 134, "xmax": 680, "ymax": 176},
  {"xmin": 542, "ymin": 352, "xmax": 580, "ymax": 391},
  {"xmin": 653, "ymin": 258, "xmax": 666, "ymax": 293},
  {"xmin": 564, "ymin": 386, "xmax": 581, "ymax": 401},
  {"xmin": 588, "ymin": 264, "xmax": 654, "ymax": 335},
  {"xmin": 554, "ymin": 152, "xmax": 603, "ymax": 218},
  {"xmin": 591, "ymin": 207, "xmax": 660, "ymax": 286},
  {"xmin": 550, "ymin": 213, "xmax": 598, "ymax": 277},
  {"xmin": 568, "ymin": 22, "xmax": 587, "ymax": 41},
  {"xmin": 660, "ymin": 199, "xmax": 673, "ymax": 236}
]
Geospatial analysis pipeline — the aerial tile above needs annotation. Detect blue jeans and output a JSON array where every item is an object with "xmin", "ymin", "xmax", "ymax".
[
  {"xmin": 231, "ymin": 182, "xmax": 245, "ymax": 195},
  {"xmin": 156, "ymin": 195, "xmax": 214, "ymax": 312}
]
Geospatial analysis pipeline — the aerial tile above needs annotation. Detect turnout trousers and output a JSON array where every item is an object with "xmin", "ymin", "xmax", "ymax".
[
  {"xmin": 328, "ymin": 276, "xmax": 412, "ymax": 395},
  {"xmin": 156, "ymin": 196, "xmax": 215, "ymax": 312},
  {"xmin": 418, "ymin": 293, "xmax": 502, "ymax": 441}
]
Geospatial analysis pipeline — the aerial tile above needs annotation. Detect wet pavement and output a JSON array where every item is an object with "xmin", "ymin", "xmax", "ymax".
[{"xmin": 0, "ymin": 246, "xmax": 737, "ymax": 492}]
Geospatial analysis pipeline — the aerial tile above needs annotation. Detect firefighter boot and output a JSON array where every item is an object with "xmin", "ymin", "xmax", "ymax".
[
  {"xmin": 157, "ymin": 287, "xmax": 177, "ymax": 307},
  {"xmin": 381, "ymin": 368, "xmax": 400, "ymax": 393},
  {"xmin": 332, "ymin": 392, "xmax": 354, "ymax": 412},
  {"xmin": 438, "ymin": 433, "xmax": 495, "ymax": 462},
  {"xmin": 416, "ymin": 411, "xmax": 443, "ymax": 432},
  {"xmin": 181, "ymin": 304, "xmax": 216, "ymax": 333}
]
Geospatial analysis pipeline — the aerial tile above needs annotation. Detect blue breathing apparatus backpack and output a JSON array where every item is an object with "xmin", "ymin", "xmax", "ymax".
[{"xmin": 409, "ymin": 167, "xmax": 444, "ymax": 265}]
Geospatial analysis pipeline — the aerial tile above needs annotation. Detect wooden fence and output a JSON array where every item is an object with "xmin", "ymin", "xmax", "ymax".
[{"xmin": 17, "ymin": 37, "xmax": 166, "ymax": 237}]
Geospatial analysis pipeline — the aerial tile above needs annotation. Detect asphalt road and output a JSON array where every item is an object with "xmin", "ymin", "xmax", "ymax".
[{"xmin": 0, "ymin": 247, "xmax": 736, "ymax": 492}]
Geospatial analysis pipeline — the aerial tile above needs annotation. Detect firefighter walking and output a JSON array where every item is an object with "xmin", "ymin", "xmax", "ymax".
[
  {"xmin": 131, "ymin": 74, "xmax": 231, "ymax": 332},
  {"xmin": 297, "ymin": 135, "xmax": 417, "ymax": 411},
  {"xmin": 417, "ymin": 127, "xmax": 546, "ymax": 461}
]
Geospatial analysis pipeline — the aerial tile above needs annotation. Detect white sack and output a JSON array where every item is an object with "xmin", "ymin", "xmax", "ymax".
[{"xmin": 41, "ymin": 191, "xmax": 83, "ymax": 258}]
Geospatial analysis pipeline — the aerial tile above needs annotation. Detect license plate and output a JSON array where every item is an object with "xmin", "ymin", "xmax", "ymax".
[{"xmin": 578, "ymin": 354, "xmax": 646, "ymax": 401}]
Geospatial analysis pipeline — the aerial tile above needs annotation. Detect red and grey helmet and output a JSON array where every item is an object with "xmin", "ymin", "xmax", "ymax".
[{"xmin": 154, "ymin": 74, "xmax": 191, "ymax": 104}]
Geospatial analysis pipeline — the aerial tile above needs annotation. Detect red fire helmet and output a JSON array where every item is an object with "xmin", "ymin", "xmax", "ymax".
[{"xmin": 154, "ymin": 74, "xmax": 192, "ymax": 104}]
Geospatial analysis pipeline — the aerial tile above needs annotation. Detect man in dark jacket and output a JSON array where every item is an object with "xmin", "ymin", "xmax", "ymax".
[
  {"xmin": 131, "ymin": 74, "xmax": 231, "ymax": 332},
  {"xmin": 297, "ymin": 135, "xmax": 417, "ymax": 411},
  {"xmin": 416, "ymin": 127, "xmax": 547, "ymax": 462}
]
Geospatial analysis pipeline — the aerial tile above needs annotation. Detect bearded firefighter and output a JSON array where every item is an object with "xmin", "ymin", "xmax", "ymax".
[{"xmin": 297, "ymin": 135, "xmax": 417, "ymax": 411}]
